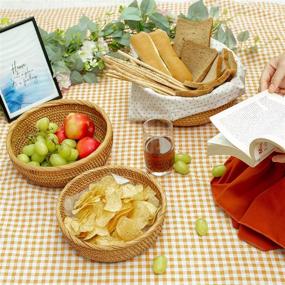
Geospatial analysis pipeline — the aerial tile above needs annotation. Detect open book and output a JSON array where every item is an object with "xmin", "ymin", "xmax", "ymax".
[{"xmin": 208, "ymin": 90, "xmax": 285, "ymax": 167}]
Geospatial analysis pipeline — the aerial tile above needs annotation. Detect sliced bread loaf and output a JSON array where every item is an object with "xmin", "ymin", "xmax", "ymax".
[
  {"xmin": 174, "ymin": 17, "xmax": 213, "ymax": 57},
  {"xmin": 202, "ymin": 55, "xmax": 223, "ymax": 83},
  {"xmin": 181, "ymin": 40, "xmax": 218, "ymax": 82}
]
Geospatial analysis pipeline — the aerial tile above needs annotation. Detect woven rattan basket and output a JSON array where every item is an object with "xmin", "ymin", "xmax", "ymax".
[
  {"xmin": 56, "ymin": 166, "xmax": 166, "ymax": 262},
  {"xmin": 173, "ymin": 100, "xmax": 237, "ymax": 127},
  {"xmin": 7, "ymin": 99, "xmax": 113, "ymax": 188}
]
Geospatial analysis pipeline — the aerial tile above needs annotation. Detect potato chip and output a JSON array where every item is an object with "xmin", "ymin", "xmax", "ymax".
[
  {"xmin": 64, "ymin": 217, "xmax": 80, "ymax": 236},
  {"xmin": 73, "ymin": 190, "xmax": 93, "ymax": 210},
  {"xmin": 104, "ymin": 190, "xmax": 122, "ymax": 212},
  {"xmin": 83, "ymin": 225, "xmax": 109, "ymax": 240},
  {"xmin": 116, "ymin": 216, "xmax": 143, "ymax": 241},
  {"xmin": 74, "ymin": 205, "xmax": 94, "ymax": 222},
  {"xmin": 96, "ymin": 210, "xmax": 115, "ymax": 227},
  {"xmin": 144, "ymin": 186, "xmax": 160, "ymax": 207},
  {"xmin": 107, "ymin": 204, "xmax": 134, "ymax": 233},
  {"xmin": 121, "ymin": 183, "xmax": 143, "ymax": 199},
  {"xmin": 129, "ymin": 201, "xmax": 156, "ymax": 229}
]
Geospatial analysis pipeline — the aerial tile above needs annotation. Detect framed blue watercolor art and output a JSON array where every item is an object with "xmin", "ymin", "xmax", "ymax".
[{"xmin": 0, "ymin": 17, "xmax": 62, "ymax": 122}]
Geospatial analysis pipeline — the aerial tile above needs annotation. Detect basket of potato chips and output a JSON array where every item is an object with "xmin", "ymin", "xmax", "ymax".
[{"xmin": 56, "ymin": 166, "xmax": 166, "ymax": 262}]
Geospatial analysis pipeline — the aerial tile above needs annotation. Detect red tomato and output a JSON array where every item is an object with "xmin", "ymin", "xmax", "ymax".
[
  {"xmin": 77, "ymin": 137, "xmax": 101, "ymax": 158},
  {"xmin": 55, "ymin": 125, "xmax": 67, "ymax": 144},
  {"xmin": 64, "ymin": 113, "xmax": 95, "ymax": 140}
]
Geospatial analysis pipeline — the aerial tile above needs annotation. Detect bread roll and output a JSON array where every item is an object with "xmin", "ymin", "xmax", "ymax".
[
  {"xmin": 130, "ymin": 32, "xmax": 171, "ymax": 75},
  {"xmin": 149, "ymin": 29, "xmax": 192, "ymax": 82}
]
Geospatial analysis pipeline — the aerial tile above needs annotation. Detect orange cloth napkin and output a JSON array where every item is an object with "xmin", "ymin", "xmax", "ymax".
[{"xmin": 211, "ymin": 155, "xmax": 285, "ymax": 251}]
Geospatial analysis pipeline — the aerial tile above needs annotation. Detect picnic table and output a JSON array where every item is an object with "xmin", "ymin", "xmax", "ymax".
[{"xmin": 1, "ymin": 1, "xmax": 285, "ymax": 284}]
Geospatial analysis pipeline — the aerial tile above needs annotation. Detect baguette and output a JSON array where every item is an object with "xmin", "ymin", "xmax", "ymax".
[
  {"xmin": 149, "ymin": 29, "xmax": 193, "ymax": 82},
  {"xmin": 130, "ymin": 32, "xmax": 171, "ymax": 75}
]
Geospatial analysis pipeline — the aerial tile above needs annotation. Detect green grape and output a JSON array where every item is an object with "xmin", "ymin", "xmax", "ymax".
[
  {"xmin": 152, "ymin": 256, "xmax": 167, "ymax": 275},
  {"xmin": 47, "ymin": 133, "xmax": 59, "ymax": 144},
  {"xmin": 17, "ymin": 153, "xmax": 30, "ymax": 163},
  {"xmin": 41, "ymin": 161, "xmax": 50, "ymax": 167},
  {"xmin": 22, "ymin": 144, "xmax": 35, "ymax": 157},
  {"xmin": 48, "ymin": 122, "xmax": 58, "ymax": 133},
  {"xmin": 46, "ymin": 139, "xmax": 56, "ymax": 152},
  {"xmin": 174, "ymin": 161, "xmax": 189, "ymax": 175},
  {"xmin": 36, "ymin": 135, "xmax": 46, "ymax": 143},
  {"xmin": 31, "ymin": 152, "xmax": 45, "ymax": 163},
  {"xmin": 50, "ymin": 154, "xmax": 67, "ymax": 166},
  {"xmin": 195, "ymin": 218, "xmax": 208, "ymax": 236},
  {"xmin": 36, "ymin": 117, "xmax": 49, "ymax": 131},
  {"xmin": 62, "ymin": 139, "xmax": 76, "ymax": 149},
  {"xmin": 212, "ymin": 165, "xmax": 227, "ymax": 177},
  {"xmin": 28, "ymin": 161, "xmax": 40, "ymax": 167},
  {"xmin": 58, "ymin": 144, "xmax": 71, "ymax": 160},
  {"xmin": 35, "ymin": 141, "xmax": 48, "ymax": 156},
  {"xmin": 175, "ymin": 153, "xmax": 191, "ymax": 164},
  {"xmin": 68, "ymin": 148, "xmax": 79, "ymax": 161}
]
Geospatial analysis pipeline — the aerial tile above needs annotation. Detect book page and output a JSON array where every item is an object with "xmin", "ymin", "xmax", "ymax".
[{"xmin": 210, "ymin": 91, "xmax": 285, "ymax": 156}]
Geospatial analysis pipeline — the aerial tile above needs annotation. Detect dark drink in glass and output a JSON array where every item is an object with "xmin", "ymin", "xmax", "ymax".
[{"xmin": 143, "ymin": 119, "xmax": 174, "ymax": 176}]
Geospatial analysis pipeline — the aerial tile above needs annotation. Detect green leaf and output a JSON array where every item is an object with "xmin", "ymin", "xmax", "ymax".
[
  {"xmin": 149, "ymin": 12, "xmax": 170, "ymax": 32},
  {"xmin": 128, "ymin": 0, "xmax": 139, "ymax": 8},
  {"xmin": 45, "ymin": 44, "xmax": 62, "ymax": 63},
  {"xmin": 70, "ymin": 70, "xmax": 83, "ymax": 84},
  {"xmin": 79, "ymin": 15, "xmax": 91, "ymax": 29},
  {"xmin": 214, "ymin": 24, "xmax": 226, "ymax": 43},
  {"xmin": 65, "ymin": 25, "xmax": 86, "ymax": 45},
  {"xmin": 103, "ymin": 23, "xmax": 115, "ymax": 36},
  {"xmin": 224, "ymin": 27, "xmax": 237, "ymax": 49},
  {"xmin": 52, "ymin": 61, "xmax": 70, "ymax": 75},
  {"xmin": 111, "ymin": 30, "xmax": 123, "ymax": 38},
  {"xmin": 118, "ymin": 33, "xmax": 130, "ymax": 46},
  {"xmin": 142, "ymin": 21, "xmax": 156, "ymax": 32},
  {"xmin": 187, "ymin": 0, "xmax": 209, "ymax": 20},
  {"xmin": 83, "ymin": 72, "xmax": 97, "ymax": 83},
  {"xmin": 66, "ymin": 54, "xmax": 84, "ymax": 71},
  {"xmin": 209, "ymin": 6, "xmax": 219, "ymax": 18},
  {"xmin": 237, "ymin": 30, "xmax": 249, "ymax": 42},
  {"xmin": 39, "ymin": 27, "xmax": 49, "ymax": 42},
  {"xmin": 140, "ymin": 0, "xmax": 156, "ymax": 16},
  {"xmin": 125, "ymin": 20, "xmax": 142, "ymax": 32},
  {"xmin": 120, "ymin": 7, "xmax": 142, "ymax": 21}
]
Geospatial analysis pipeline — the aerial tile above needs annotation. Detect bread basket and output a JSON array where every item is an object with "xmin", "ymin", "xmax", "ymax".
[
  {"xmin": 129, "ymin": 38, "xmax": 245, "ymax": 126},
  {"xmin": 7, "ymin": 99, "xmax": 113, "ymax": 188},
  {"xmin": 56, "ymin": 166, "xmax": 166, "ymax": 262}
]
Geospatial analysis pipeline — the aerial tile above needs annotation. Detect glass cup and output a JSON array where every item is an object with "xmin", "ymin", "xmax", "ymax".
[{"xmin": 143, "ymin": 118, "xmax": 175, "ymax": 176}]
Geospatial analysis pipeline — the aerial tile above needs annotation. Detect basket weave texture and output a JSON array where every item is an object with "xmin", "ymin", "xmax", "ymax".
[
  {"xmin": 173, "ymin": 100, "xmax": 236, "ymax": 127},
  {"xmin": 7, "ymin": 99, "xmax": 113, "ymax": 188},
  {"xmin": 56, "ymin": 166, "xmax": 166, "ymax": 263}
]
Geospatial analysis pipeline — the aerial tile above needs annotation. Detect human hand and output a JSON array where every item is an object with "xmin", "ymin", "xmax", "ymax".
[{"xmin": 260, "ymin": 53, "xmax": 285, "ymax": 95}]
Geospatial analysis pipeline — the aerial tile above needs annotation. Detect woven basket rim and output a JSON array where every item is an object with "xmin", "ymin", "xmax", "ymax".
[
  {"xmin": 56, "ymin": 165, "xmax": 167, "ymax": 251},
  {"xmin": 6, "ymin": 99, "xmax": 113, "ymax": 172}
]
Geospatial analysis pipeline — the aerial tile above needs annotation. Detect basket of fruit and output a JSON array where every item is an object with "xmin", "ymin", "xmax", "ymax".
[
  {"xmin": 56, "ymin": 166, "xmax": 166, "ymax": 262},
  {"xmin": 7, "ymin": 99, "xmax": 113, "ymax": 188}
]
